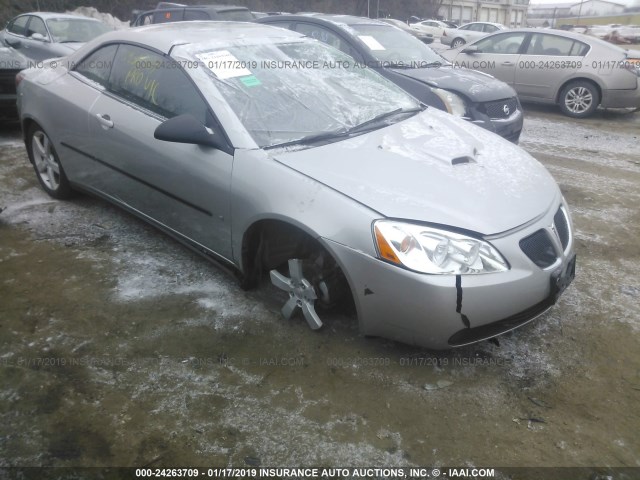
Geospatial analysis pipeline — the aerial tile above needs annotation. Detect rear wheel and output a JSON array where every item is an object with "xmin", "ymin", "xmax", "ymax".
[
  {"xmin": 26, "ymin": 124, "xmax": 73, "ymax": 199},
  {"xmin": 451, "ymin": 38, "xmax": 466, "ymax": 48},
  {"xmin": 559, "ymin": 80, "xmax": 599, "ymax": 118}
]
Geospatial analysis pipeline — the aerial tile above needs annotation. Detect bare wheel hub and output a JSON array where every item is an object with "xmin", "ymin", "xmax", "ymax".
[{"xmin": 270, "ymin": 258, "xmax": 323, "ymax": 330}]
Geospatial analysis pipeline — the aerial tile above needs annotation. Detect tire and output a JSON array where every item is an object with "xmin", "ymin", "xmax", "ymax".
[
  {"xmin": 451, "ymin": 38, "xmax": 466, "ymax": 48},
  {"xmin": 558, "ymin": 80, "xmax": 600, "ymax": 118},
  {"xmin": 26, "ymin": 124, "xmax": 73, "ymax": 199}
]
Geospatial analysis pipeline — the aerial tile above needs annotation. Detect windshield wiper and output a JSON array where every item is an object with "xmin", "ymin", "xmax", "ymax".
[
  {"xmin": 423, "ymin": 61, "xmax": 443, "ymax": 68},
  {"xmin": 264, "ymin": 128, "xmax": 349, "ymax": 150},
  {"xmin": 346, "ymin": 107, "xmax": 424, "ymax": 134},
  {"xmin": 264, "ymin": 107, "xmax": 424, "ymax": 150}
]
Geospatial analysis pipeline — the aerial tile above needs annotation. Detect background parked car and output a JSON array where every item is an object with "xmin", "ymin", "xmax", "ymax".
[
  {"xmin": 441, "ymin": 28, "xmax": 640, "ymax": 118},
  {"xmin": 441, "ymin": 21, "xmax": 506, "ymax": 48},
  {"xmin": 409, "ymin": 19, "xmax": 449, "ymax": 40},
  {"xmin": 0, "ymin": 13, "xmax": 111, "ymax": 62},
  {"xmin": 131, "ymin": 4, "xmax": 254, "ymax": 26},
  {"xmin": 378, "ymin": 18, "xmax": 433, "ymax": 44},
  {"xmin": 258, "ymin": 14, "xmax": 523, "ymax": 142},
  {"xmin": 16, "ymin": 22, "xmax": 575, "ymax": 349},
  {"xmin": 0, "ymin": 45, "xmax": 28, "ymax": 121}
]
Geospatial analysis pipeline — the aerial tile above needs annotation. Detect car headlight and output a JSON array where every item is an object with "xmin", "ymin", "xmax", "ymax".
[
  {"xmin": 373, "ymin": 220, "xmax": 508, "ymax": 274},
  {"xmin": 432, "ymin": 87, "xmax": 467, "ymax": 117}
]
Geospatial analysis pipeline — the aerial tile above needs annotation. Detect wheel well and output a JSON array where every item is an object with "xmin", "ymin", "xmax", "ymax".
[
  {"xmin": 240, "ymin": 219, "xmax": 323, "ymax": 289},
  {"xmin": 556, "ymin": 78, "xmax": 601, "ymax": 105},
  {"xmin": 239, "ymin": 219, "xmax": 354, "ymax": 309},
  {"xmin": 22, "ymin": 118, "xmax": 36, "ymax": 147}
]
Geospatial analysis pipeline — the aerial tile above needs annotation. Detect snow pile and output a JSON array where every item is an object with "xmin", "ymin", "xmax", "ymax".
[{"xmin": 66, "ymin": 6, "xmax": 129, "ymax": 30}]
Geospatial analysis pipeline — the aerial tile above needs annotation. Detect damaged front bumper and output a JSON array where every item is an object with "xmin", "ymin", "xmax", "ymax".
[{"xmin": 322, "ymin": 201, "xmax": 575, "ymax": 350}]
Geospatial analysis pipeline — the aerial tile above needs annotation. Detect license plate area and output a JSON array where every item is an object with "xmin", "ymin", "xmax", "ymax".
[{"xmin": 550, "ymin": 254, "xmax": 576, "ymax": 304}]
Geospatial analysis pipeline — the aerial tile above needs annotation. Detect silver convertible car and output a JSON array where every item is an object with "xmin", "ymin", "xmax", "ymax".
[{"xmin": 16, "ymin": 22, "xmax": 576, "ymax": 349}]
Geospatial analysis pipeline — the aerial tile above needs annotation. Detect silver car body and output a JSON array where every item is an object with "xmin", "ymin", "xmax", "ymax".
[
  {"xmin": 17, "ymin": 22, "xmax": 576, "ymax": 349},
  {"xmin": 441, "ymin": 29, "xmax": 640, "ymax": 112},
  {"xmin": 441, "ymin": 22, "xmax": 506, "ymax": 47},
  {"xmin": 0, "ymin": 12, "xmax": 112, "ymax": 62},
  {"xmin": 410, "ymin": 20, "xmax": 448, "ymax": 39}
]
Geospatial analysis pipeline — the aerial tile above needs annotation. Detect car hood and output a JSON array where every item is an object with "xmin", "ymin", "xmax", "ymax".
[
  {"xmin": 272, "ymin": 109, "xmax": 558, "ymax": 235},
  {"xmin": 391, "ymin": 65, "xmax": 516, "ymax": 102}
]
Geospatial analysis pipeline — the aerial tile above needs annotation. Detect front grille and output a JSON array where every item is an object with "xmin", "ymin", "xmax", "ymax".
[
  {"xmin": 484, "ymin": 97, "xmax": 518, "ymax": 119},
  {"xmin": 520, "ymin": 229, "xmax": 557, "ymax": 268},
  {"xmin": 553, "ymin": 208, "xmax": 570, "ymax": 250}
]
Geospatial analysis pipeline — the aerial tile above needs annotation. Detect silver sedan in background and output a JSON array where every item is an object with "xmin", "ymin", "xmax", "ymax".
[
  {"xmin": 441, "ymin": 28, "xmax": 640, "ymax": 117},
  {"xmin": 441, "ymin": 21, "xmax": 506, "ymax": 48},
  {"xmin": 17, "ymin": 22, "xmax": 575, "ymax": 349},
  {"xmin": 409, "ymin": 19, "xmax": 449, "ymax": 40},
  {"xmin": 0, "ymin": 12, "xmax": 112, "ymax": 62}
]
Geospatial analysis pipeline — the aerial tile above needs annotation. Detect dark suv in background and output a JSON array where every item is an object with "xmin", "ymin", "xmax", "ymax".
[
  {"xmin": 257, "ymin": 14, "xmax": 524, "ymax": 142},
  {"xmin": 131, "ymin": 3, "xmax": 254, "ymax": 26}
]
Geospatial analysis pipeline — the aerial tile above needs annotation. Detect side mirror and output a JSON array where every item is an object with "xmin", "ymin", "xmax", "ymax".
[
  {"xmin": 461, "ymin": 45, "xmax": 480, "ymax": 54},
  {"xmin": 31, "ymin": 32, "xmax": 49, "ymax": 42},
  {"xmin": 154, "ymin": 114, "xmax": 224, "ymax": 149}
]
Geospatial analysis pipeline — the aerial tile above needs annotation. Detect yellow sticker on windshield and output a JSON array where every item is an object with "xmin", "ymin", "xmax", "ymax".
[
  {"xmin": 358, "ymin": 35, "xmax": 386, "ymax": 51},
  {"xmin": 196, "ymin": 50, "xmax": 252, "ymax": 79}
]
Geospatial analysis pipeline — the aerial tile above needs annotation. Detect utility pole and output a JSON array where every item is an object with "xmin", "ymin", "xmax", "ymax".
[{"xmin": 577, "ymin": 0, "xmax": 584, "ymax": 23}]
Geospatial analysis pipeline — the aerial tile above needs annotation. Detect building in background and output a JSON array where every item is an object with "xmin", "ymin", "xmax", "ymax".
[
  {"xmin": 527, "ymin": 0, "xmax": 638, "ymax": 26},
  {"xmin": 438, "ymin": 0, "xmax": 530, "ymax": 27}
]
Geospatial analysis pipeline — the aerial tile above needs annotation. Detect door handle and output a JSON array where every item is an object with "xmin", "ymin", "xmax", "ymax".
[
  {"xmin": 96, "ymin": 113, "xmax": 114, "ymax": 129},
  {"xmin": 501, "ymin": 61, "xmax": 515, "ymax": 66}
]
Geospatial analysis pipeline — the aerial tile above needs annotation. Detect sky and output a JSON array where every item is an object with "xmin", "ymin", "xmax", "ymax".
[{"xmin": 529, "ymin": 0, "xmax": 637, "ymax": 5}]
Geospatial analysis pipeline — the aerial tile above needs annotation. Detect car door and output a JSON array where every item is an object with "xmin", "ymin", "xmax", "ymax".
[
  {"xmin": 429, "ymin": 21, "xmax": 446, "ymax": 37},
  {"xmin": 515, "ymin": 33, "xmax": 588, "ymax": 100},
  {"xmin": 21, "ymin": 16, "xmax": 52, "ymax": 62},
  {"xmin": 84, "ymin": 44, "xmax": 235, "ymax": 259},
  {"xmin": 55, "ymin": 44, "xmax": 119, "ymax": 184},
  {"xmin": 460, "ymin": 32, "xmax": 528, "ymax": 86},
  {"xmin": 3, "ymin": 16, "xmax": 31, "ymax": 57},
  {"xmin": 460, "ymin": 23, "xmax": 484, "ymax": 42}
]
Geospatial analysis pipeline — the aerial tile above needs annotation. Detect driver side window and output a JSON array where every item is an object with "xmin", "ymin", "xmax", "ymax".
[
  {"xmin": 474, "ymin": 33, "xmax": 526, "ymax": 54},
  {"xmin": 108, "ymin": 44, "xmax": 209, "ymax": 124},
  {"xmin": 26, "ymin": 17, "xmax": 48, "ymax": 39},
  {"xmin": 8, "ymin": 16, "xmax": 29, "ymax": 37}
]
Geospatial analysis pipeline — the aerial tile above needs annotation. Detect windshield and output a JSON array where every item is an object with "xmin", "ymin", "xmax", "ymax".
[
  {"xmin": 184, "ymin": 40, "xmax": 420, "ymax": 148},
  {"xmin": 46, "ymin": 18, "xmax": 111, "ymax": 43},
  {"xmin": 351, "ymin": 24, "xmax": 447, "ymax": 67}
]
